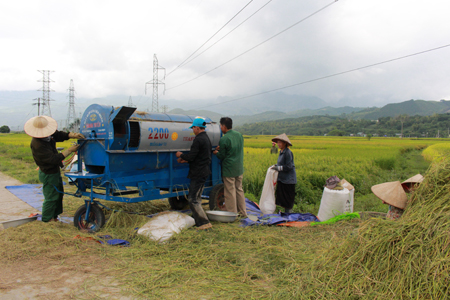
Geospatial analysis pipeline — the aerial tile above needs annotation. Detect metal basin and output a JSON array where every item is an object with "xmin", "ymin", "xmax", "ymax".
[
  {"xmin": 1, "ymin": 216, "xmax": 38, "ymax": 230},
  {"xmin": 206, "ymin": 210, "xmax": 238, "ymax": 223}
]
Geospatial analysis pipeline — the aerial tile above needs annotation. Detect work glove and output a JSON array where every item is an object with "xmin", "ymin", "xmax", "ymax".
[
  {"xmin": 62, "ymin": 144, "xmax": 80, "ymax": 157},
  {"xmin": 270, "ymin": 165, "xmax": 281, "ymax": 171},
  {"xmin": 69, "ymin": 132, "xmax": 85, "ymax": 139}
]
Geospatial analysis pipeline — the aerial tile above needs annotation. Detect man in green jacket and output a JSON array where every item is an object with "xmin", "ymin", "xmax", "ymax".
[{"xmin": 213, "ymin": 117, "xmax": 247, "ymax": 217}]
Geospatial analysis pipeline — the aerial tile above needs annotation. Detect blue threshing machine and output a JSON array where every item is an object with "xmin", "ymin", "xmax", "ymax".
[{"xmin": 65, "ymin": 104, "xmax": 225, "ymax": 232}]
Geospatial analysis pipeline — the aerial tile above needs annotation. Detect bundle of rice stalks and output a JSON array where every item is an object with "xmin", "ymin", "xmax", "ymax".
[{"xmin": 301, "ymin": 159, "xmax": 450, "ymax": 298}]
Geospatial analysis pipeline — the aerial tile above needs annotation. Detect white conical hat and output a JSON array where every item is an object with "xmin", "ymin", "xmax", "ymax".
[
  {"xmin": 371, "ymin": 181, "xmax": 408, "ymax": 209},
  {"xmin": 24, "ymin": 116, "xmax": 57, "ymax": 138},
  {"xmin": 402, "ymin": 174, "xmax": 424, "ymax": 184},
  {"xmin": 272, "ymin": 133, "xmax": 292, "ymax": 147}
]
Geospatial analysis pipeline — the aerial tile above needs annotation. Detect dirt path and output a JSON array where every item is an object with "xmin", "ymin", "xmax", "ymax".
[{"xmin": 0, "ymin": 258, "xmax": 132, "ymax": 300}]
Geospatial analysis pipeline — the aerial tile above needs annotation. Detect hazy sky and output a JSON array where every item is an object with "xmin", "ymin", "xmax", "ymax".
[{"xmin": 1, "ymin": 0, "xmax": 450, "ymax": 127}]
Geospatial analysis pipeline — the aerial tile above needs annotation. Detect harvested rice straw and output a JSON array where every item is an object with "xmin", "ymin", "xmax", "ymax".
[{"xmin": 300, "ymin": 159, "xmax": 450, "ymax": 298}]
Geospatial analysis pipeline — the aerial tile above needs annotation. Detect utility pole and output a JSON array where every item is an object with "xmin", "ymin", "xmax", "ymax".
[
  {"xmin": 401, "ymin": 120, "xmax": 403, "ymax": 139},
  {"xmin": 128, "ymin": 96, "xmax": 136, "ymax": 107},
  {"xmin": 67, "ymin": 79, "xmax": 76, "ymax": 130},
  {"xmin": 38, "ymin": 70, "xmax": 55, "ymax": 117},
  {"xmin": 160, "ymin": 105, "xmax": 169, "ymax": 113},
  {"xmin": 32, "ymin": 98, "xmax": 42, "ymax": 116},
  {"xmin": 145, "ymin": 54, "xmax": 165, "ymax": 113}
]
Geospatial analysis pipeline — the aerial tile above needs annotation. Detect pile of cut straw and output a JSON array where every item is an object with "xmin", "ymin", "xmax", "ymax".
[{"xmin": 300, "ymin": 159, "xmax": 450, "ymax": 298}]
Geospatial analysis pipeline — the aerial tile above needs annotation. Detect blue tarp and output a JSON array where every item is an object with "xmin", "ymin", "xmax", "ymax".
[
  {"xmin": 5, "ymin": 184, "xmax": 71, "ymax": 223},
  {"xmin": 241, "ymin": 198, "xmax": 319, "ymax": 227},
  {"xmin": 5, "ymin": 184, "xmax": 44, "ymax": 211}
]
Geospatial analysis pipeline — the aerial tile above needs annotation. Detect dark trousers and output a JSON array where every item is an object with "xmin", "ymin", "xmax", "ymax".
[
  {"xmin": 39, "ymin": 170, "xmax": 64, "ymax": 222},
  {"xmin": 188, "ymin": 176, "xmax": 210, "ymax": 227},
  {"xmin": 275, "ymin": 181, "xmax": 296, "ymax": 210}
]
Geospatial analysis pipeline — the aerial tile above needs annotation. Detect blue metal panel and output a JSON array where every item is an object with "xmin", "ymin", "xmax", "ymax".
[
  {"xmin": 167, "ymin": 114, "xmax": 195, "ymax": 122},
  {"xmin": 141, "ymin": 113, "xmax": 172, "ymax": 121}
]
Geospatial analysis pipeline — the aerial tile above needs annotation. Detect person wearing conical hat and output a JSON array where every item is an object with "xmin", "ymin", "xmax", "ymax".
[
  {"xmin": 270, "ymin": 133, "xmax": 297, "ymax": 213},
  {"xmin": 24, "ymin": 116, "xmax": 85, "ymax": 222},
  {"xmin": 371, "ymin": 181, "xmax": 408, "ymax": 220},
  {"xmin": 401, "ymin": 174, "xmax": 424, "ymax": 193}
]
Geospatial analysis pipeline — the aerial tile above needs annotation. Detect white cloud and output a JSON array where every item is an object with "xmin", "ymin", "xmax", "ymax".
[{"xmin": 1, "ymin": 0, "xmax": 450, "ymax": 126}]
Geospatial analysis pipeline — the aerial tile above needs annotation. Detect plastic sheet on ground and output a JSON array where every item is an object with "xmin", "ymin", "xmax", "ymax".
[
  {"xmin": 241, "ymin": 199, "xmax": 319, "ymax": 227},
  {"xmin": 6, "ymin": 184, "xmax": 45, "ymax": 211},
  {"xmin": 5, "ymin": 184, "xmax": 71, "ymax": 224}
]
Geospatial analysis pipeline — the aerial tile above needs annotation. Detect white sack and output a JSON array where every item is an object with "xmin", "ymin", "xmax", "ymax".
[
  {"xmin": 345, "ymin": 189, "xmax": 355, "ymax": 213},
  {"xmin": 259, "ymin": 168, "xmax": 278, "ymax": 214},
  {"xmin": 317, "ymin": 188, "xmax": 350, "ymax": 221},
  {"xmin": 340, "ymin": 179, "xmax": 355, "ymax": 213},
  {"xmin": 137, "ymin": 212, "xmax": 195, "ymax": 243}
]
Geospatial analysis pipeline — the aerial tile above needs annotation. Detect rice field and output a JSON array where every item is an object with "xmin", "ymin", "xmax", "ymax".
[
  {"xmin": 1, "ymin": 133, "xmax": 449, "ymax": 210},
  {"xmin": 242, "ymin": 135, "xmax": 449, "ymax": 212}
]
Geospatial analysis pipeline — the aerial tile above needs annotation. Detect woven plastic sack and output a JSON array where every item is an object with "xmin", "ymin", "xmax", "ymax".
[
  {"xmin": 340, "ymin": 179, "xmax": 355, "ymax": 213},
  {"xmin": 259, "ymin": 167, "xmax": 278, "ymax": 214},
  {"xmin": 345, "ymin": 189, "xmax": 354, "ymax": 213},
  {"xmin": 317, "ymin": 188, "xmax": 350, "ymax": 221},
  {"xmin": 137, "ymin": 211, "xmax": 195, "ymax": 243}
]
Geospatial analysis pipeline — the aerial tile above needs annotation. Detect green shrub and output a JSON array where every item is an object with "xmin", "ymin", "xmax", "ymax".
[{"xmin": 374, "ymin": 157, "xmax": 396, "ymax": 170}]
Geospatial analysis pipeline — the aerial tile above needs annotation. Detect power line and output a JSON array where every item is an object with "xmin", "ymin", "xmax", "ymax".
[
  {"xmin": 145, "ymin": 54, "xmax": 166, "ymax": 112},
  {"xmin": 157, "ymin": 0, "xmax": 205, "ymax": 54},
  {"xmin": 67, "ymin": 79, "xmax": 76, "ymax": 129},
  {"xmin": 166, "ymin": 0, "xmax": 338, "ymax": 91},
  {"xmin": 179, "ymin": 0, "xmax": 274, "ymax": 69},
  {"xmin": 166, "ymin": 0, "xmax": 255, "ymax": 77},
  {"xmin": 196, "ymin": 43, "xmax": 450, "ymax": 110},
  {"xmin": 37, "ymin": 70, "xmax": 55, "ymax": 116},
  {"xmin": 19, "ymin": 106, "xmax": 38, "ymax": 130}
]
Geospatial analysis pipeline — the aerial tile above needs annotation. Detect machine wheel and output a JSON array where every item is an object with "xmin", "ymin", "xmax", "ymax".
[
  {"xmin": 74, "ymin": 203, "xmax": 105, "ymax": 232},
  {"xmin": 209, "ymin": 183, "xmax": 225, "ymax": 211},
  {"xmin": 168, "ymin": 196, "xmax": 189, "ymax": 210}
]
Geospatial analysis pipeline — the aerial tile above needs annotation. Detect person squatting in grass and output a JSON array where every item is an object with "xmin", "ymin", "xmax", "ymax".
[
  {"xmin": 270, "ymin": 133, "xmax": 297, "ymax": 213},
  {"xmin": 24, "ymin": 116, "xmax": 85, "ymax": 222},
  {"xmin": 371, "ymin": 180, "xmax": 408, "ymax": 220},
  {"xmin": 176, "ymin": 117, "xmax": 213, "ymax": 230},
  {"xmin": 213, "ymin": 117, "xmax": 247, "ymax": 218}
]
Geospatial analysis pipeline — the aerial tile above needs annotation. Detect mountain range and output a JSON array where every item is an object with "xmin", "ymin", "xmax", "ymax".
[
  {"xmin": 171, "ymin": 99, "xmax": 450, "ymax": 126},
  {"xmin": 1, "ymin": 89, "xmax": 449, "ymax": 129}
]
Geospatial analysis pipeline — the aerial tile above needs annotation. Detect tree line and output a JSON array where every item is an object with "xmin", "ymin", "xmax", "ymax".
[{"xmin": 235, "ymin": 113, "xmax": 450, "ymax": 138}]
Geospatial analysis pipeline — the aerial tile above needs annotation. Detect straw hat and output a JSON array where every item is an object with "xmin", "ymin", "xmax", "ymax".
[
  {"xmin": 24, "ymin": 116, "xmax": 58, "ymax": 138},
  {"xmin": 272, "ymin": 133, "xmax": 292, "ymax": 147},
  {"xmin": 402, "ymin": 174, "xmax": 424, "ymax": 185},
  {"xmin": 371, "ymin": 181, "xmax": 408, "ymax": 209},
  {"xmin": 401, "ymin": 174, "xmax": 424, "ymax": 192}
]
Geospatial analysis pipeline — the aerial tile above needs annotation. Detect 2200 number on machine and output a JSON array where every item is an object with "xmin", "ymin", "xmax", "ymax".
[{"xmin": 148, "ymin": 127, "xmax": 170, "ymax": 139}]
